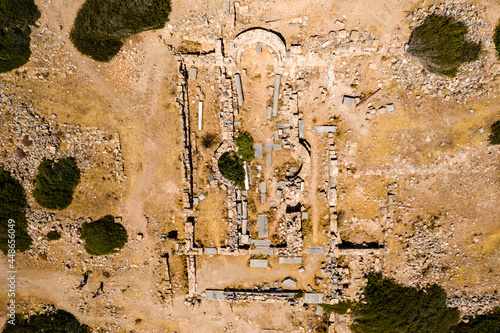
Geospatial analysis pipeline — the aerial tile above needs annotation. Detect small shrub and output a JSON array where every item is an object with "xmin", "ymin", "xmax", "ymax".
[
  {"xmin": 33, "ymin": 157, "xmax": 81, "ymax": 210},
  {"xmin": 2, "ymin": 309, "xmax": 90, "ymax": 332},
  {"xmin": 217, "ymin": 151, "xmax": 245, "ymax": 188},
  {"xmin": 80, "ymin": 215, "xmax": 128, "ymax": 255},
  {"xmin": 408, "ymin": 15, "xmax": 481, "ymax": 77},
  {"xmin": 0, "ymin": 0, "xmax": 41, "ymax": 73},
  {"xmin": 0, "ymin": 169, "xmax": 32, "ymax": 254},
  {"xmin": 488, "ymin": 120, "xmax": 500, "ymax": 145},
  {"xmin": 494, "ymin": 21, "xmax": 500, "ymax": 59},
  {"xmin": 449, "ymin": 307, "xmax": 500, "ymax": 333},
  {"xmin": 70, "ymin": 0, "xmax": 171, "ymax": 62},
  {"xmin": 46, "ymin": 230, "xmax": 61, "ymax": 241},
  {"xmin": 201, "ymin": 133, "xmax": 218, "ymax": 149},
  {"xmin": 320, "ymin": 301, "xmax": 352, "ymax": 314},
  {"xmin": 294, "ymin": 290, "xmax": 304, "ymax": 299},
  {"xmin": 236, "ymin": 131, "xmax": 255, "ymax": 162}
]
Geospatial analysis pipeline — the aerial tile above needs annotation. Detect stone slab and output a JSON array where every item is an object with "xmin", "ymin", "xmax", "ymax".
[
  {"xmin": 307, "ymin": 246, "xmax": 324, "ymax": 255},
  {"xmin": 304, "ymin": 293, "xmax": 324, "ymax": 304},
  {"xmin": 241, "ymin": 234, "xmax": 249, "ymax": 244},
  {"xmin": 342, "ymin": 95, "xmax": 355, "ymax": 106},
  {"xmin": 282, "ymin": 278, "xmax": 297, "ymax": 288},
  {"xmin": 204, "ymin": 247, "xmax": 218, "ymax": 255},
  {"xmin": 258, "ymin": 214, "xmax": 268, "ymax": 238},
  {"xmin": 314, "ymin": 125, "xmax": 337, "ymax": 133},
  {"xmin": 234, "ymin": 73, "xmax": 244, "ymax": 106},
  {"xmin": 259, "ymin": 181, "xmax": 267, "ymax": 193},
  {"xmin": 249, "ymin": 259, "xmax": 269, "ymax": 268},
  {"xmin": 279, "ymin": 257, "xmax": 302, "ymax": 264},
  {"xmin": 188, "ymin": 67, "xmax": 198, "ymax": 79},
  {"xmin": 254, "ymin": 143, "xmax": 263, "ymax": 158},
  {"xmin": 273, "ymin": 74, "xmax": 281, "ymax": 116},
  {"xmin": 299, "ymin": 119, "xmax": 305, "ymax": 139},
  {"xmin": 252, "ymin": 239, "xmax": 271, "ymax": 248},
  {"xmin": 205, "ymin": 289, "xmax": 226, "ymax": 301}
]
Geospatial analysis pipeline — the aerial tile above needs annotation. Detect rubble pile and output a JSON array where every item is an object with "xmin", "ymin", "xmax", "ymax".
[{"xmin": 0, "ymin": 95, "xmax": 126, "ymax": 191}]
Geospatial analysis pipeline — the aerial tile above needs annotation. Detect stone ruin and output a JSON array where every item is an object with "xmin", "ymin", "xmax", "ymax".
[{"xmin": 173, "ymin": 27, "xmax": 385, "ymax": 303}]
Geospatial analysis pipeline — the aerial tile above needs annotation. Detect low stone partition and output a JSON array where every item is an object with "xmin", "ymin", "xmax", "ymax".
[{"xmin": 203, "ymin": 289, "xmax": 299, "ymax": 304}]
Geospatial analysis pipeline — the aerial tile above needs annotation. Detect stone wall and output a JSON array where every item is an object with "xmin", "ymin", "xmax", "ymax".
[{"xmin": 228, "ymin": 28, "xmax": 287, "ymax": 66}]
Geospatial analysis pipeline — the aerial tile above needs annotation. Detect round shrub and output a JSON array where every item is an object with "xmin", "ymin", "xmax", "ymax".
[
  {"xmin": 80, "ymin": 215, "xmax": 128, "ymax": 255},
  {"xmin": 218, "ymin": 151, "xmax": 245, "ymax": 188},
  {"xmin": 33, "ymin": 157, "xmax": 81, "ymax": 210},
  {"xmin": 236, "ymin": 131, "xmax": 255, "ymax": 162},
  {"xmin": 46, "ymin": 230, "xmax": 61, "ymax": 241},
  {"xmin": 489, "ymin": 120, "xmax": 500, "ymax": 145},
  {"xmin": 2, "ymin": 309, "xmax": 90, "ymax": 332},
  {"xmin": 494, "ymin": 21, "xmax": 500, "ymax": 59},
  {"xmin": 70, "ymin": 0, "xmax": 171, "ymax": 62},
  {"xmin": 0, "ymin": 169, "xmax": 32, "ymax": 254},
  {"xmin": 350, "ymin": 273, "xmax": 460, "ymax": 333},
  {"xmin": 0, "ymin": 0, "xmax": 40, "ymax": 73},
  {"xmin": 408, "ymin": 15, "xmax": 481, "ymax": 77}
]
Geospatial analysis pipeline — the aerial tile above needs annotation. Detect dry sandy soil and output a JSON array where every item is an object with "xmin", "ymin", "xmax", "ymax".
[{"xmin": 0, "ymin": 0, "xmax": 499, "ymax": 332}]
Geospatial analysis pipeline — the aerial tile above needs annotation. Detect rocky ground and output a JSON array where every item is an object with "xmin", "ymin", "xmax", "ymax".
[{"xmin": 0, "ymin": 0, "xmax": 499, "ymax": 331}]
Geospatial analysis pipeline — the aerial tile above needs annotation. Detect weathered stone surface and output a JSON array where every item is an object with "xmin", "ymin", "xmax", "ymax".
[{"xmin": 249, "ymin": 259, "xmax": 269, "ymax": 268}]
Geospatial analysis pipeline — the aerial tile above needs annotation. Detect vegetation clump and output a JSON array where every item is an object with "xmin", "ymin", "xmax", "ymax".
[
  {"xmin": 46, "ymin": 230, "xmax": 61, "ymax": 241},
  {"xmin": 0, "ymin": 169, "xmax": 32, "ymax": 254},
  {"xmin": 0, "ymin": 0, "xmax": 40, "ymax": 73},
  {"xmin": 494, "ymin": 21, "xmax": 500, "ymax": 59},
  {"xmin": 80, "ymin": 215, "xmax": 128, "ymax": 255},
  {"xmin": 2, "ymin": 309, "xmax": 90, "ymax": 332},
  {"xmin": 217, "ymin": 151, "xmax": 245, "ymax": 188},
  {"xmin": 449, "ymin": 307, "xmax": 500, "ymax": 333},
  {"xmin": 350, "ymin": 273, "xmax": 459, "ymax": 333},
  {"xmin": 408, "ymin": 15, "xmax": 481, "ymax": 77},
  {"xmin": 488, "ymin": 120, "xmax": 500, "ymax": 145},
  {"xmin": 236, "ymin": 131, "xmax": 255, "ymax": 162},
  {"xmin": 293, "ymin": 290, "xmax": 304, "ymax": 299},
  {"xmin": 33, "ymin": 158, "xmax": 81, "ymax": 210},
  {"xmin": 70, "ymin": 0, "xmax": 171, "ymax": 62},
  {"xmin": 319, "ymin": 301, "xmax": 352, "ymax": 315},
  {"xmin": 201, "ymin": 133, "xmax": 219, "ymax": 149}
]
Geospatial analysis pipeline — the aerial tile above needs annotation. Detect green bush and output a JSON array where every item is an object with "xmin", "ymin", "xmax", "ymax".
[
  {"xmin": 408, "ymin": 15, "xmax": 481, "ymax": 77},
  {"xmin": 217, "ymin": 151, "xmax": 245, "ymax": 188},
  {"xmin": 80, "ymin": 215, "xmax": 128, "ymax": 255},
  {"xmin": 2, "ymin": 309, "xmax": 90, "ymax": 332},
  {"xmin": 449, "ymin": 307, "xmax": 500, "ymax": 333},
  {"xmin": 236, "ymin": 132, "xmax": 255, "ymax": 162},
  {"xmin": 488, "ymin": 120, "xmax": 500, "ymax": 145},
  {"xmin": 70, "ymin": 0, "xmax": 171, "ymax": 62},
  {"xmin": 33, "ymin": 157, "xmax": 81, "ymax": 210},
  {"xmin": 494, "ymin": 21, "xmax": 500, "ymax": 59},
  {"xmin": 350, "ymin": 273, "xmax": 459, "ymax": 333},
  {"xmin": 46, "ymin": 230, "xmax": 61, "ymax": 241},
  {"xmin": 320, "ymin": 301, "xmax": 352, "ymax": 315},
  {"xmin": 294, "ymin": 290, "xmax": 304, "ymax": 299},
  {"xmin": 0, "ymin": 169, "xmax": 32, "ymax": 254},
  {"xmin": 0, "ymin": 0, "xmax": 40, "ymax": 73}
]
